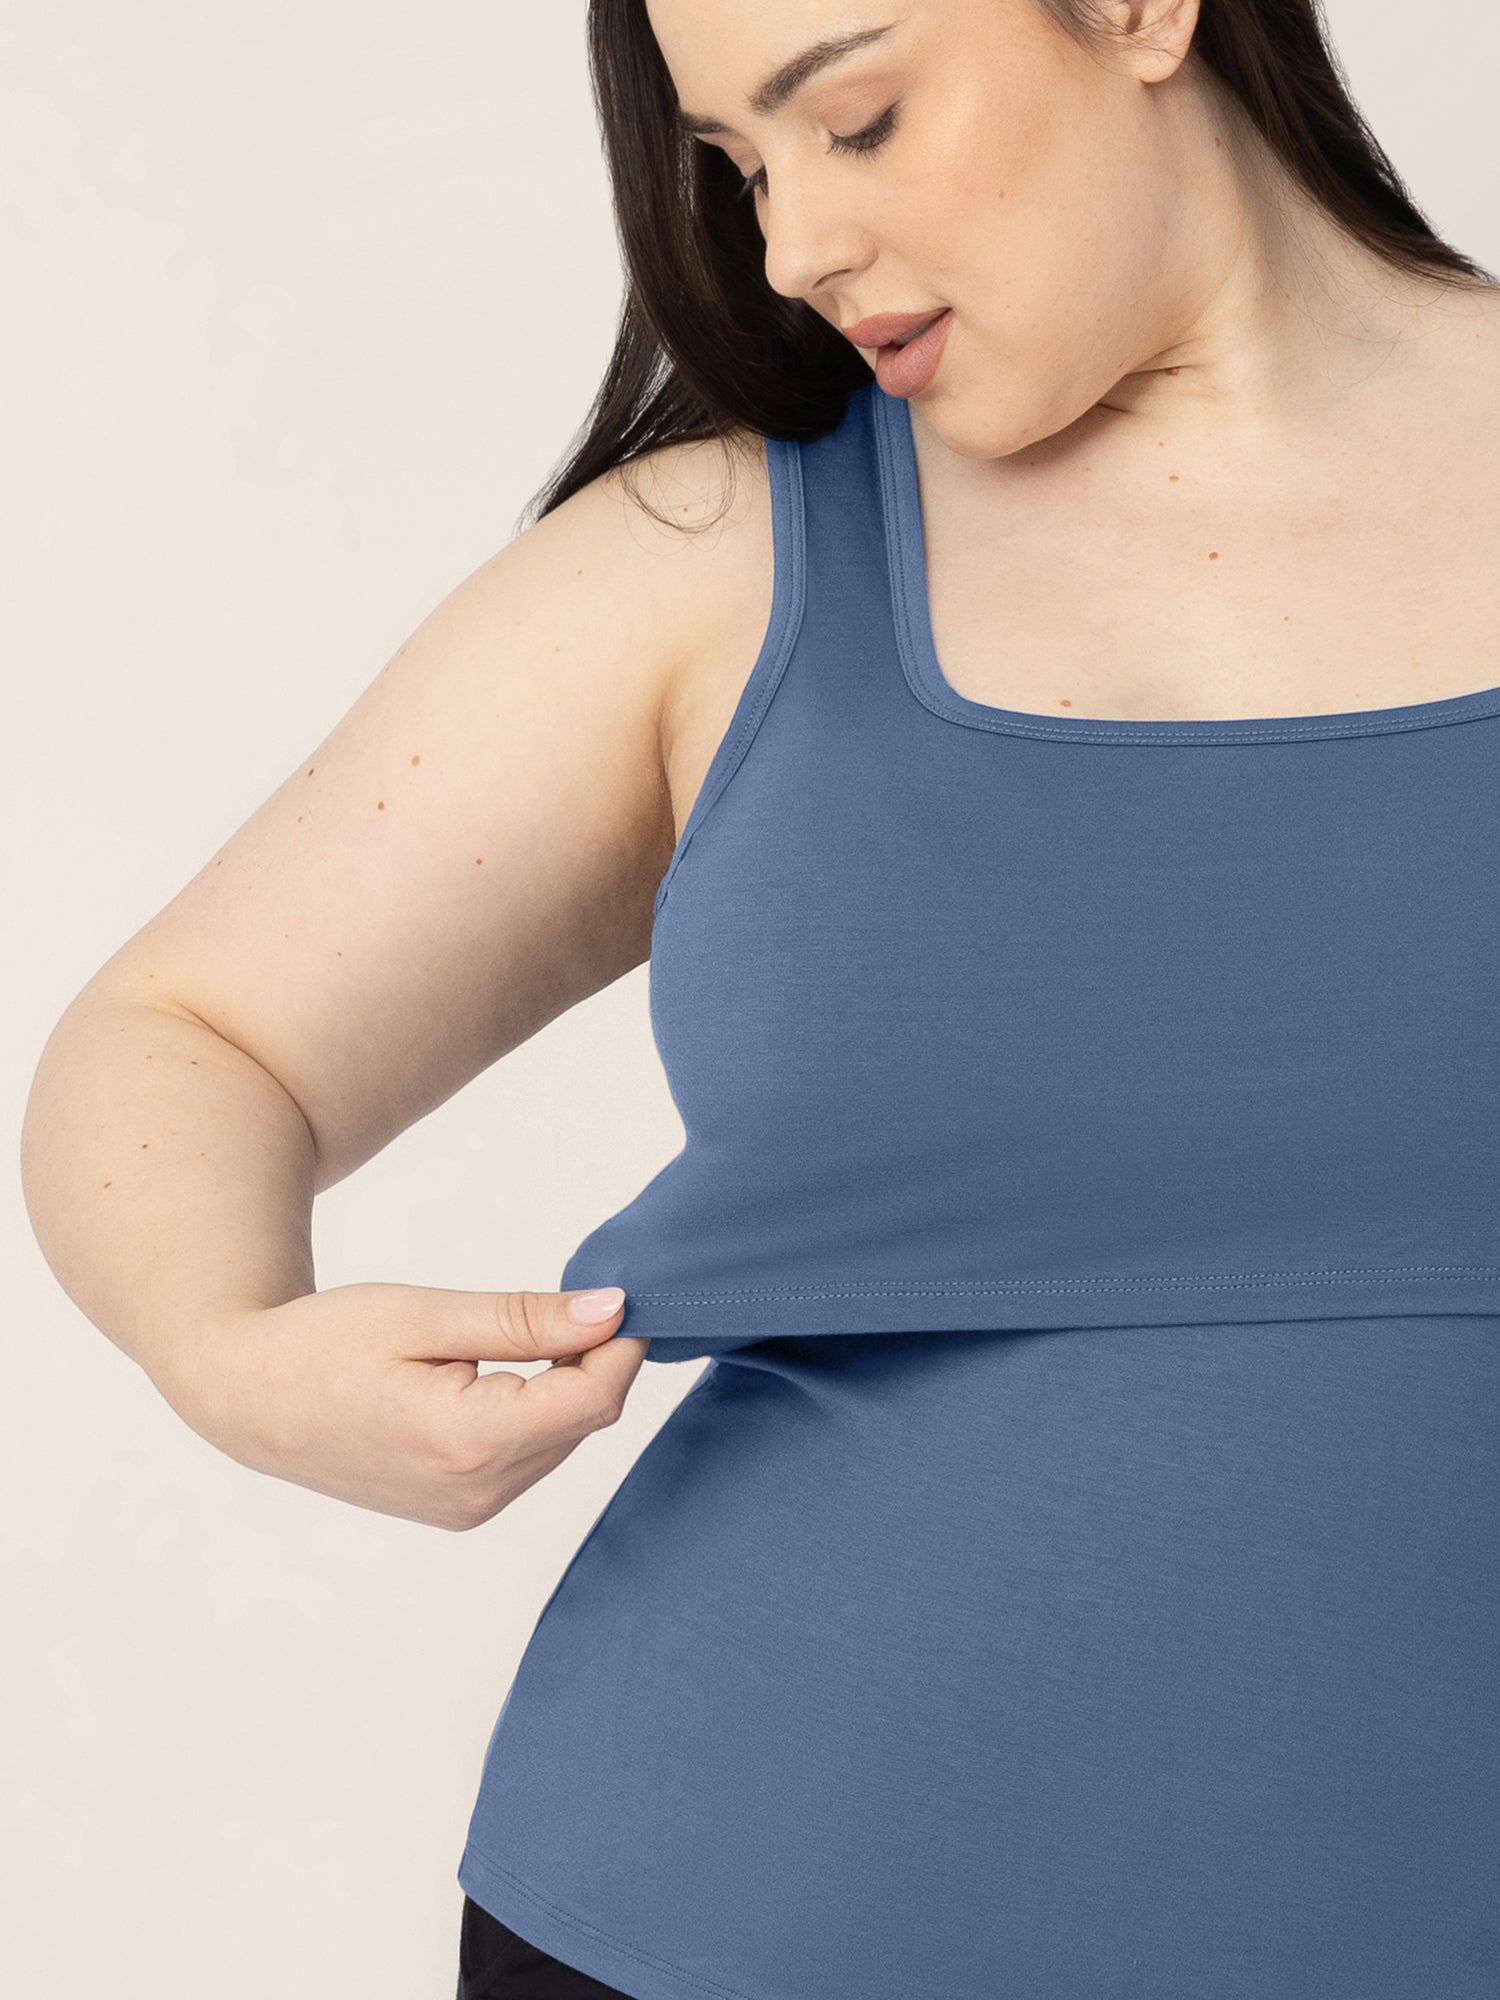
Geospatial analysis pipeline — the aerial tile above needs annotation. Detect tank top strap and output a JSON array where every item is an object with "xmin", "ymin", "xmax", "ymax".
[
  {"xmin": 790, "ymin": 377, "xmax": 897, "ymax": 675},
  {"xmin": 651, "ymin": 377, "xmax": 901, "ymax": 917}
]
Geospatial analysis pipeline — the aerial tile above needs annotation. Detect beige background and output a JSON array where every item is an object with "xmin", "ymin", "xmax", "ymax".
[{"xmin": 5, "ymin": 3, "xmax": 1497, "ymax": 1993}]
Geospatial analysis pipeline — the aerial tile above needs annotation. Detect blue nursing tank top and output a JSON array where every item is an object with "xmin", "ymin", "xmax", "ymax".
[
  {"xmin": 461, "ymin": 375, "xmax": 1500, "ymax": 1999},
  {"xmin": 560, "ymin": 376, "xmax": 1500, "ymax": 1362}
]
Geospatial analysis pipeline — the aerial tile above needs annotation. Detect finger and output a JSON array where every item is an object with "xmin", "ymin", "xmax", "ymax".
[
  {"xmin": 402, "ymin": 1284, "xmax": 629, "ymax": 1362},
  {"xmin": 518, "ymin": 1331, "xmax": 651, "ymax": 1432}
]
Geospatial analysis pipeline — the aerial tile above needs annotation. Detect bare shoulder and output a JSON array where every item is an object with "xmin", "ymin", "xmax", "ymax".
[
  {"xmin": 528, "ymin": 419, "xmax": 778, "ymax": 843},
  {"xmin": 599, "ymin": 424, "xmax": 779, "ymax": 846},
  {"xmin": 598, "ymin": 420, "xmax": 774, "ymax": 625}
]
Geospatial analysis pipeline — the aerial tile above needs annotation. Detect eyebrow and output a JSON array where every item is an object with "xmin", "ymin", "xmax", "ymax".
[{"xmin": 675, "ymin": 23, "xmax": 898, "ymax": 138}]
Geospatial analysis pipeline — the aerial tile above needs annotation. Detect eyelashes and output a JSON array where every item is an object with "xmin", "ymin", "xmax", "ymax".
[{"xmin": 736, "ymin": 102, "xmax": 902, "ymax": 202}]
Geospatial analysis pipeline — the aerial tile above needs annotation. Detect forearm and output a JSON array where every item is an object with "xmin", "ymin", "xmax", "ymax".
[{"xmin": 21, "ymin": 990, "xmax": 317, "ymax": 1416}]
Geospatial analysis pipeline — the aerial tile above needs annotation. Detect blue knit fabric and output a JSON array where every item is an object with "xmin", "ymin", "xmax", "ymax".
[{"xmin": 458, "ymin": 378, "xmax": 1500, "ymax": 1997}]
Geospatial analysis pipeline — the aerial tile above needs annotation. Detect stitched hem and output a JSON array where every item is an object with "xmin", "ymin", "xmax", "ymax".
[
  {"xmin": 594, "ymin": 1265, "xmax": 1500, "ymax": 1362},
  {"xmin": 458, "ymin": 1840, "xmax": 761, "ymax": 2000},
  {"xmin": 621, "ymin": 1261, "xmax": 1500, "ymax": 1306}
]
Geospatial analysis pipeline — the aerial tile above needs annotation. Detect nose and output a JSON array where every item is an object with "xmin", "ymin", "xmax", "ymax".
[{"xmin": 757, "ymin": 179, "xmax": 870, "ymax": 305}]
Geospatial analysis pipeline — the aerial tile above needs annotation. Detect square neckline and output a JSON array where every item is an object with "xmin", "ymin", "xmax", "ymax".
[{"xmin": 869, "ymin": 378, "xmax": 1500, "ymax": 745}]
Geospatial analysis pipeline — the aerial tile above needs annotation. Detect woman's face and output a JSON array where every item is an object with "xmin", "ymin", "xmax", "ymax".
[{"xmin": 647, "ymin": 0, "xmax": 1212, "ymax": 456}]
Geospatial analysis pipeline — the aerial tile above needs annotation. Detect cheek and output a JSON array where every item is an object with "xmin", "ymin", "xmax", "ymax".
[
  {"xmin": 927, "ymin": 72, "xmax": 1073, "ymax": 270},
  {"xmin": 941, "ymin": 91, "xmax": 1141, "ymax": 327}
]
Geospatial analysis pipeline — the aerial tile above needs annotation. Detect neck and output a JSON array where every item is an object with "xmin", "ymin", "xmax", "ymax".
[{"xmin": 1092, "ymin": 68, "xmax": 1496, "ymax": 452}]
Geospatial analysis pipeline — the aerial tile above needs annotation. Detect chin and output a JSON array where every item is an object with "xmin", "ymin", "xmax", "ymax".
[{"xmin": 918, "ymin": 390, "xmax": 1055, "ymax": 463}]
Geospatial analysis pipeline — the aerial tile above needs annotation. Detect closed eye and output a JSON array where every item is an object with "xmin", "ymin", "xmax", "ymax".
[{"xmin": 737, "ymin": 102, "xmax": 901, "ymax": 202}]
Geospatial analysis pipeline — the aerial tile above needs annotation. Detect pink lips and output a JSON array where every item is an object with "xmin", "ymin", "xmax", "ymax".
[
  {"xmin": 841, "ymin": 307, "xmax": 949, "ymax": 350},
  {"xmin": 871, "ymin": 308, "xmax": 953, "ymax": 398}
]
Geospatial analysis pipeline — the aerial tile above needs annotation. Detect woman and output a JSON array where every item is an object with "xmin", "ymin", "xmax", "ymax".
[{"xmin": 22, "ymin": 0, "xmax": 1500, "ymax": 1995}]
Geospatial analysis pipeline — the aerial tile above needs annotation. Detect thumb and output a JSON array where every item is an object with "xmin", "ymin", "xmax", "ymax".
[{"xmin": 472, "ymin": 1285, "xmax": 632, "ymax": 1362}]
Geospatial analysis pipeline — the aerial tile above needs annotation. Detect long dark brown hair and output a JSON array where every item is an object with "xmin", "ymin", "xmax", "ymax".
[{"xmin": 521, "ymin": 0, "xmax": 1497, "ymax": 533}]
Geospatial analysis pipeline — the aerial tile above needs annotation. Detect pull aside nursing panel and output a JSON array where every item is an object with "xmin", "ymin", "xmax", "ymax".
[{"xmin": 558, "ymin": 378, "xmax": 1500, "ymax": 1363}]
